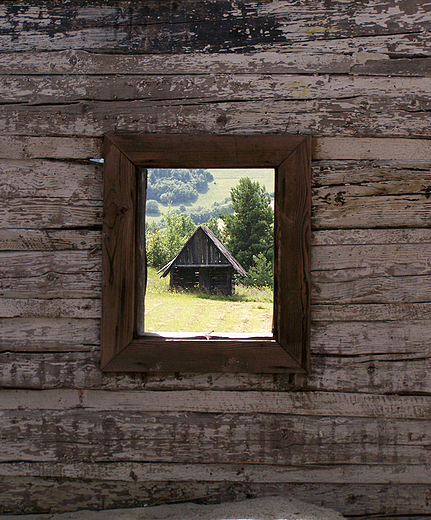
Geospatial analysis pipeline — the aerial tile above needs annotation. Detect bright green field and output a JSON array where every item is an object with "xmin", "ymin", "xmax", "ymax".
[
  {"xmin": 144, "ymin": 268, "xmax": 273, "ymax": 334},
  {"xmin": 147, "ymin": 168, "xmax": 274, "ymax": 225}
]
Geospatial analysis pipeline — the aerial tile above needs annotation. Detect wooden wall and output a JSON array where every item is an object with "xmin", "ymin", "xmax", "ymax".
[{"xmin": 1, "ymin": 1, "xmax": 431, "ymax": 518}]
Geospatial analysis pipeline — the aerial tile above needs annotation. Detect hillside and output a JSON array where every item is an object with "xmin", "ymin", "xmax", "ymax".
[{"xmin": 146, "ymin": 168, "xmax": 274, "ymax": 225}]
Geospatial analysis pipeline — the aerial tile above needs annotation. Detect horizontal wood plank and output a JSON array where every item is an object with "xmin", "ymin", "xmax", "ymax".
[
  {"xmin": 0, "ymin": 50, "xmax": 430, "ymax": 78},
  {"xmin": 0, "ymin": 136, "xmax": 427, "ymax": 161},
  {"xmin": 0, "ymin": 229, "xmax": 101, "ymax": 252},
  {"xmin": 0, "ymin": 388, "xmax": 429, "ymax": 420},
  {"xmin": 312, "ymin": 159, "xmax": 431, "ymax": 186},
  {"xmin": 0, "ymin": 1, "xmax": 429, "ymax": 56},
  {"xmin": 0, "ymin": 136, "xmax": 101, "ymax": 160},
  {"xmin": 0, "ymin": 199, "xmax": 102, "ymax": 229},
  {"xmin": 0, "ymin": 98, "xmax": 430, "ymax": 137},
  {"xmin": 1, "ymin": 460, "xmax": 430, "ymax": 485},
  {"xmin": 312, "ymin": 303, "xmax": 431, "ymax": 322},
  {"xmin": 0, "ymin": 410, "xmax": 429, "ymax": 466},
  {"xmin": 0, "ymin": 160, "xmax": 102, "ymax": 199},
  {"xmin": 0, "ymin": 318, "xmax": 99, "ymax": 351},
  {"xmin": 2, "ymin": 74, "xmax": 431, "ymax": 105},
  {"xmin": 2, "ymin": 352, "xmax": 431, "ymax": 394},
  {"xmin": 0, "ymin": 298, "xmax": 101, "ymax": 319},
  {"xmin": 0, "ymin": 479, "xmax": 428, "ymax": 517}
]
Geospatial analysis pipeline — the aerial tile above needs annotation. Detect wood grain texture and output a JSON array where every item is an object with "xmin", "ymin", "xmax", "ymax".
[
  {"xmin": 0, "ymin": 98, "xmax": 430, "ymax": 137},
  {"xmin": 0, "ymin": 229, "xmax": 101, "ymax": 252},
  {"xmin": 1, "ymin": 389, "xmax": 431, "ymax": 419},
  {"xmin": 1, "ymin": 460, "xmax": 430, "ymax": 485},
  {"xmin": 0, "ymin": 199, "xmax": 102, "ymax": 229},
  {"xmin": 1, "ymin": 410, "xmax": 430, "ymax": 466},
  {"xmin": 0, "ymin": 251, "xmax": 101, "ymax": 298},
  {"xmin": 102, "ymin": 135, "xmax": 310, "ymax": 373},
  {"xmin": 0, "ymin": 298, "xmax": 101, "ymax": 319},
  {"xmin": 2, "ymin": 74, "xmax": 431, "ymax": 105},
  {"xmin": 274, "ymin": 137, "xmax": 311, "ymax": 369},
  {"xmin": 0, "ymin": 0, "xmax": 429, "ymax": 55},
  {"xmin": 0, "ymin": 479, "xmax": 429, "ymax": 517},
  {"xmin": 4, "ymin": 352, "xmax": 431, "ymax": 394},
  {"xmin": 101, "ymin": 138, "xmax": 137, "ymax": 368},
  {"xmin": 1, "ymin": 0, "xmax": 431, "ymax": 516},
  {"xmin": 0, "ymin": 160, "xmax": 102, "ymax": 199},
  {"xmin": 1, "ymin": 49, "xmax": 430, "ymax": 78}
]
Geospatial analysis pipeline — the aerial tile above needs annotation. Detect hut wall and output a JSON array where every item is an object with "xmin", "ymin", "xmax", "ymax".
[
  {"xmin": 175, "ymin": 228, "xmax": 230, "ymax": 266},
  {"xmin": 1, "ymin": 1, "xmax": 431, "ymax": 517}
]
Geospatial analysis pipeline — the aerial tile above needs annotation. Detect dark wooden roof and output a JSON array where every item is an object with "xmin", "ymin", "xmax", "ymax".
[{"xmin": 158, "ymin": 225, "xmax": 247, "ymax": 277}]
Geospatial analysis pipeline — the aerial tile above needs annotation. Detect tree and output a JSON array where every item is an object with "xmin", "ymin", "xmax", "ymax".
[
  {"xmin": 220, "ymin": 177, "xmax": 273, "ymax": 272},
  {"xmin": 243, "ymin": 253, "xmax": 273, "ymax": 288},
  {"xmin": 146, "ymin": 206, "xmax": 196, "ymax": 268},
  {"xmin": 146, "ymin": 199, "xmax": 160, "ymax": 216}
]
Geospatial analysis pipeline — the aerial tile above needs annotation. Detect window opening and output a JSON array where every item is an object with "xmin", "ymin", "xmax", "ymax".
[{"xmin": 142, "ymin": 168, "xmax": 274, "ymax": 335}]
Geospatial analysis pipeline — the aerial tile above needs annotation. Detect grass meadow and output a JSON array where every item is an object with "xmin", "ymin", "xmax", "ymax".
[{"xmin": 144, "ymin": 267, "xmax": 273, "ymax": 334}]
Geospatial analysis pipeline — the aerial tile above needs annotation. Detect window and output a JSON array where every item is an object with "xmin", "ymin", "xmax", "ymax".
[{"xmin": 101, "ymin": 134, "xmax": 311, "ymax": 373}]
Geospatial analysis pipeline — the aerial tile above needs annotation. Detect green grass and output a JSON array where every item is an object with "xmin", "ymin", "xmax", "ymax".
[
  {"xmin": 144, "ymin": 267, "xmax": 273, "ymax": 334},
  {"xmin": 147, "ymin": 168, "xmax": 274, "ymax": 225}
]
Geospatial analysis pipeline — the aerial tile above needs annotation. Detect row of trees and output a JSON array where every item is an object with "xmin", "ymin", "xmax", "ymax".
[
  {"xmin": 147, "ymin": 168, "xmax": 214, "ymax": 206},
  {"xmin": 146, "ymin": 177, "xmax": 274, "ymax": 288}
]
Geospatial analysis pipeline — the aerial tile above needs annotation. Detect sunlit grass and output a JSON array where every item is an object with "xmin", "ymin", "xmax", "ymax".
[{"xmin": 144, "ymin": 267, "xmax": 272, "ymax": 334}]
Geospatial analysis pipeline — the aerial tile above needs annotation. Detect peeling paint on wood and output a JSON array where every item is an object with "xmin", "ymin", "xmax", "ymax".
[{"xmin": 1, "ymin": 0, "xmax": 431, "ymax": 516}]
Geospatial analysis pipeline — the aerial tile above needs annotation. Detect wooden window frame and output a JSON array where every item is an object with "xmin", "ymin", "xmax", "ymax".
[{"xmin": 101, "ymin": 134, "xmax": 311, "ymax": 373}]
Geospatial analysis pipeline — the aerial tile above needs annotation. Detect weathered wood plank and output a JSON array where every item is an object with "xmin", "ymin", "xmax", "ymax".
[
  {"xmin": 1, "ymin": 98, "xmax": 431, "ymax": 138},
  {"xmin": 11, "ymin": 389, "xmax": 431, "ymax": 419},
  {"xmin": 0, "ymin": 351, "xmax": 102, "ymax": 389},
  {"xmin": 0, "ymin": 229, "xmax": 101, "ymax": 251},
  {"xmin": 0, "ymin": 136, "xmax": 101, "ymax": 160},
  {"xmin": 299, "ymin": 356, "xmax": 431, "ymax": 394},
  {"xmin": 0, "ymin": 1, "xmax": 429, "ymax": 55},
  {"xmin": 1, "ymin": 460, "xmax": 430, "ymax": 485},
  {"xmin": 312, "ymin": 303, "xmax": 431, "ymax": 322},
  {"xmin": 0, "ymin": 50, "xmax": 353, "ymax": 75},
  {"xmin": 0, "ymin": 160, "xmax": 102, "ymax": 199},
  {"xmin": 0, "ymin": 199, "xmax": 102, "ymax": 229},
  {"xmin": 0, "ymin": 298, "xmax": 101, "ymax": 318},
  {"xmin": 313, "ymin": 243, "xmax": 431, "ymax": 276},
  {"xmin": 313, "ymin": 195, "xmax": 431, "ymax": 229},
  {"xmin": 2, "ymin": 351, "xmax": 431, "ymax": 394},
  {"xmin": 1, "ymin": 410, "xmax": 429, "ymax": 466},
  {"xmin": 1, "ymin": 50, "xmax": 429, "ymax": 78},
  {"xmin": 0, "ymin": 136, "xmax": 426, "ymax": 161},
  {"xmin": 311, "ymin": 321, "xmax": 431, "ymax": 356},
  {"xmin": 312, "ymin": 229, "xmax": 431, "ymax": 246},
  {"xmin": 312, "ymin": 159, "xmax": 431, "ymax": 186},
  {"xmin": 0, "ymin": 318, "xmax": 99, "ymax": 351},
  {"xmin": 314, "ymin": 138, "xmax": 431, "ymax": 161},
  {"xmin": 0, "ymin": 250, "xmax": 101, "ymax": 298},
  {"xmin": 312, "ymin": 274, "xmax": 431, "ymax": 304},
  {"xmin": 0, "ymin": 479, "xmax": 427, "ymax": 517},
  {"xmin": 1, "ymin": 389, "xmax": 431, "ymax": 420},
  {"xmin": 2, "ymin": 74, "xmax": 431, "ymax": 105},
  {"xmin": 1, "ymin": 0, "xmax": 429, "ymax": 32}
]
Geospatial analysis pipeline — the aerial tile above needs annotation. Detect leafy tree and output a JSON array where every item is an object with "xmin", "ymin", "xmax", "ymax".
[
  {"xmin": 146, "ymin": 199, "xmax": 160, "ymax": 216},
  {"xmin": 220, "ymin": 177, "xmax": 273, "ymax": 272},
  {"xmin": 147, "ymin": 168, "xmax": 213, "ymax": 205},
  {"xmin": 203, "ymin": 217, "xmax": 224, "ymax": 241},
  {"xmin": 146, "ymin": 206, "xmax": 196, "ymax": 268},
  {"xmin": 242, "ymin": 253, "xmax": 273, "ymax": 288}
]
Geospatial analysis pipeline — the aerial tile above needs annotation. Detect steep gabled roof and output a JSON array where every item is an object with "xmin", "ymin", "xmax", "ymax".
[{"xmin": 158, "ymin": 225, "xmax": 247, "ymax": 278}]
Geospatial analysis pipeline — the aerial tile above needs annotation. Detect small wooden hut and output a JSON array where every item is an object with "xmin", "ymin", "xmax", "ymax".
[{"xmin": 158, "ymin": 226, "xmax": 247, "ymax": 295}]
